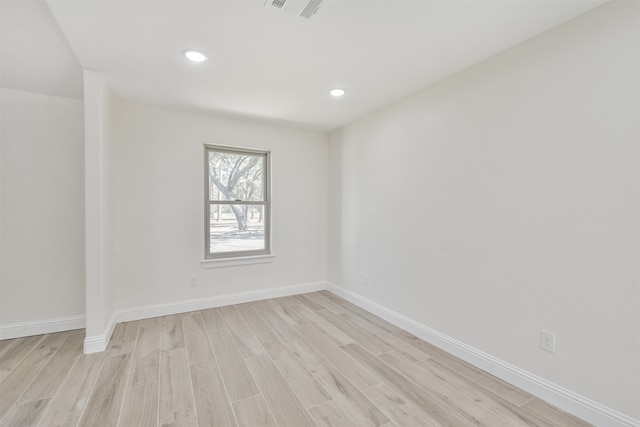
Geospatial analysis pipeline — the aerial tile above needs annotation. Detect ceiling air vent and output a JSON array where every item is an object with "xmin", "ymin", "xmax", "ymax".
[{"xmin": 265, "ymin": 0, "xmax": 324, "ymax": 19}]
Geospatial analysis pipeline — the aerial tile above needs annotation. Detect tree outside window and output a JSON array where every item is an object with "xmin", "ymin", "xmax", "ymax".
[{"xmin": 205, "ymin": 145, "xmax": 270, "ymax": 258}]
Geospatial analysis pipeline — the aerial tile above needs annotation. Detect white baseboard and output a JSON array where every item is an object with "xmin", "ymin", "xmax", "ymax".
[
  {"xmin": 0, "ymin": 315, "xmax": 85, "ymax": 340},
  {"xmin": 5, "ymin": 282, "xmax": 326, "ymax": 352},
  {"xmin": 82, "ymin": 282, "xmax": 325, "ymax": 352},
  {"xmin": 83, "ymin": 312, "xmax": 117, "ymax": 354},
  {"xmin": 116, "ymin": 281, "xmax": 328, "ymax": 324},
  {"xmin": 326, "ymin": 283, "xmax": 639, "ymax": 427}
]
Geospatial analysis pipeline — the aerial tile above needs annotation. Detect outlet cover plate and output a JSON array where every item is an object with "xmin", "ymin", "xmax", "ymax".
[{"xmin": 540, "ymin": 330, "xmax": 556, "ymax": 353}]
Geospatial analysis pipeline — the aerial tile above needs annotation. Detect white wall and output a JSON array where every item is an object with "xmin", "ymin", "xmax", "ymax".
[
  {"xmin": 112, "ymin": 101, "xmax": 328, "ymax": 311},
  {"xmin": 83, "ymin": 70, "xmax": 116, "ymax": 352},
  {"xmin": 0, "ymin": 88, "xmax": 85, "ymax": 326},
  {"xmin": 328, "ymin": 1, "xmax": 639, "ymax": 420}
]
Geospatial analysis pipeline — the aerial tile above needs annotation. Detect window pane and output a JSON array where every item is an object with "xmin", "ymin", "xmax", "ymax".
[
  {"xmin": 208, "ymin": 151, "xmax": 264, "ymax": 201},
  {"xmin": 209, "ymin": 204, "xmax": 265, "ymax": 254}
]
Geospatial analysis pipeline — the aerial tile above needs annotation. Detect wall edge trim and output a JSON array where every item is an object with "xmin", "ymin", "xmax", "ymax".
[
  {"xmin": 83, "ymin": 312, "xmax": 117, "ymax": 354},
  {"xmin": 326, "ymin": 282, "xmax": 639, "ymax": 427},
  {"xmin": 115, "ymin": 281, "xmax": 328, "ymax": 324},
  {"xmin": 0, "ymin": 315, "xmax": 85, "ymax": 340}
]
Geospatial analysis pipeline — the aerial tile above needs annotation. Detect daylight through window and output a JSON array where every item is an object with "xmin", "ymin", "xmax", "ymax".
[{"xmin": 204, "ymin": 145, "xmax": 270, "ymax": 259}]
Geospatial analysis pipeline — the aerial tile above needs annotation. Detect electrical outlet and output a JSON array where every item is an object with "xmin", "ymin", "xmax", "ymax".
[
  {"xmin": 189, "ymin": 276, "xmax": 198, "ymax": 287},
  {"xmin": 363, "ymin": 274, "xmax": 369, "ymax": 286},
  {"xmin": 540, "ymin": 330, "xmax": 555, "ymax": 353}
]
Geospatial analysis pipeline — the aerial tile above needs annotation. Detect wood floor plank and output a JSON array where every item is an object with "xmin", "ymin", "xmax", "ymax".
[
  {"xmin": 339, "ymin": 312, "xmax": 429, "ymax": 362},
  {"xmin": 220, "ymin": 307, "xmax": 265, "ymax": 359},
  {"xmin": 129, "ymin": 317, "xmax": 162, "ymax": 387},
  {"xmin": 287, "ymin": 338, "xmax": 389, "ymax": 427},
  {"xmin": 416, "ymin": 358, "xmax": 554, "ymax": 427},
  {"xmin": 161, "ymin": 315, "xmax": 185, "ymax": 351},
  {"xmin": 220, "ymin": 306, "xmax": 250, "ymax": 331},
  {"xmin": 272, "ymin": 296, "xmax": 300, "ymax": 308},
  {"xmin": 244, "ymin": 353, "xmax": 316, "ymax": 426},
  {"xmin": 0, "ymin": 293, "xmax": 595, "ymax": 427},
  {"xmin": 78, "ymin": 353, "xmax": 131, "ymax": 427},
  {"xmin": 200, "ymin": 307, "xmax": 226, "ymax": 332},
  {"xmin": 318, "ymin": 291, "xmax": 366, "ymax": 313},
  {"xmin": 521, "ymin": 398, "xmax": 594, "ymax": 427},
  {"xmin": 0, "ymin": 335, "xmax": 43, "ymax": 371},
  {"xmin": 380, "ymin": 329, "xmax": 534, "ymax": 407},
  {"xmin": 379, "ymin": 351, "xmax": 514, "ymax": 427},
  {"xmin": 342, "ymin": 343, "xmax": 475, "ymax": 427},
  {"xmin": 427, "ymin": 355, "xmax": 534, "ymax": 406},
  {"xmin": 335, "ymin": 304, "xmax": 445, "ymax": 361},
  {"xmin": 316, "ymin": 308, "xmax": 388, "ymax": 353},
  {"xmin": 182, "ymin": 311, "xmax": 214, "ymax": 364},
  {"xmin": 118, "ymin": 382, "xmax": 158, "ymax": 427},
  {"xmin": 338, "ymin": 304, "xmax": 524, "ymax": 406},
  {"xmin": 308, "ymin": 400, "xmax": 359, "ymax": 427},
  {"xmin": 266, "ymin": 298, "xmax": 307, "ymax": 327},
  {"xmin": 0, "ymin": 398, "xmax": 50, "ymax": 427},
  {"xmin": 255, "ymin": 331, "xmax": 331, "ymax": 408},
  {"xmin": 302, "ymin": 292, "xmax": 348, "ymax": 315},
  {"xmin": 19, "ymin": 330, "xmax": 84, "ymax": 403},
  {"xmin": 294, "ymin": 293, "xmax": 325, "ymax": 310},
  {"xmin": 207, "ymin": 328, "xmax": 259, "ymax": 402},
  {"xmin": 252, "ymin": 301, "xmax": 301, "ymax": 342},
  {"xmin": 379, "ymin": 327, "xmax": 450, "ymax": 360},
  {"xmin": 0, "ymin": 338, "xmax": 15, "ymax": 353},
  {"xmin": 233, "ymin": 395, "xmax": 277, "ymax": 427},
  {"xmin": 190, "ymin": 360, "xmax": 237, "ymax": 427},
  {"xmin": 289, "ymin": 303, "xmax": 327, "ymax": 324},
  {"xmin": 234, "ymin": 303, "xmax": 271, "ymax": 334},
  {"xmin": 254, "ymin": 330, "xmax": 286, "ymax": 359},
  {"xmin": 108, "ymin": 321, "xmax": 140, "ymax": 356},
  {"xmin": 366, "ymin": 328, "xmax": 427, "ymax": 363},
  {"xmin": 37, "ymin": 352, "xmax": 106, "ymax": 427},
  {"xmin": 158, "ymin": 348, "xmax": 197, "ymax": 427},
  {"xmin": 0, "ymin": 332, "xmax": 67, "ymax": 420},
  {"xmin": 404, "ymin": 332, "xmax": 535, "ymax": 407},
  {"xmin": 335, "ymin": 303, "xmax": 402, "ymax": 335},
  {"xmin": 310, "ymin": 316, "xmax": 356, "ymax": 347},
  {"xmin": 363, "ymin": 384, "xmax": 441, "ymax": 427},
  {"xmin": 296, "ymin": 323, "xmax": 380, "ymax": 390}
]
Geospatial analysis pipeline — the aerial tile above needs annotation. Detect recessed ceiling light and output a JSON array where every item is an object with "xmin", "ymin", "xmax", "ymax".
[
  {"xmin": 330, "ymin": 88, "xmax": 346, "ymax": 97},
  {"xmin": 183, "ymin": 49, "xmax": 207, "ymax": 63}
]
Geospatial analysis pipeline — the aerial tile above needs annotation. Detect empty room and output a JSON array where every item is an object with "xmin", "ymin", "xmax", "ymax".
[{"xmin": 0, "ymin": 0, "xmax": 638, "ymax": 426}]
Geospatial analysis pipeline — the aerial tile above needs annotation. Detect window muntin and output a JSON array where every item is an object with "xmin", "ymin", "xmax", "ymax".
[{"xmin": 205, "ymin": 145, "xmax": 270, "ymax": 259}]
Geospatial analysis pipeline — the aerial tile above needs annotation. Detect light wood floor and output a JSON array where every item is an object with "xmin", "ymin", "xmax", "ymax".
[{"xmin": 0, "ymin": 291, "xmax": 592, "ymax": 427}]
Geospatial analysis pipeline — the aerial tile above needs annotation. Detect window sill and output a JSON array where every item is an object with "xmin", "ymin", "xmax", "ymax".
[{"xmin": 201, "ymin": 254, "xmax": 275, "ymax": 269}]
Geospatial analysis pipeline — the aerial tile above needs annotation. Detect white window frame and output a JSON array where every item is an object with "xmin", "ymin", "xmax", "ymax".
[{"xmin": 203, "ymin": 144, "xmax": 271, "ymax": 262}]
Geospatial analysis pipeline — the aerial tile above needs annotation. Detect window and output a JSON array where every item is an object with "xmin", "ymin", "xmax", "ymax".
[{"xmin": 204, "ymin": 144, "xmax": 270, "ymax": 259}]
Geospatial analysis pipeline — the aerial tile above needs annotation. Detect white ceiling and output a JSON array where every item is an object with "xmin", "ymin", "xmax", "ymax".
[{"xmin": 3, "ymin": 0, "xmax": 606, "ymax": 132}]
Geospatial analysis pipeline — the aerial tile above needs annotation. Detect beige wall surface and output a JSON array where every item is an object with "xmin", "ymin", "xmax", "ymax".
[
  {"xmin": 1, "ymin": 88, "xmax": 85, "ymax": 324},
  {"xmin": 328, "ymin": 1, "xmax": 639, "ymax": 418},
  {"xmin": 111, "ymin": 100, "xmax": 329, "ymax": 310}
]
